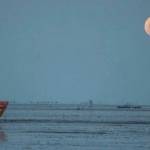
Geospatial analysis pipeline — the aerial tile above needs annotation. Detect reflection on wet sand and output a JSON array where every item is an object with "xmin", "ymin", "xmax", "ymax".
[{"xmin": 0, "ymin": 127, "xmax": 6, "ymax": 142}]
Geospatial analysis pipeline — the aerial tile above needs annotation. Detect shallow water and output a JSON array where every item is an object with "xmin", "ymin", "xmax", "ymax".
[{"xmin": 0, "ymin": 104, "xmax": 150, "ymax": 150}]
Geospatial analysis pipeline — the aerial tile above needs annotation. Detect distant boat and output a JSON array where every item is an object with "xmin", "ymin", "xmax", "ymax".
[
  {"xmin": 0, "ymin": 101, "xmax": 8, "ymax": 117},
  {"xmin": 117, "ymin": 104, "xmax": 142, "ymax": 109}
]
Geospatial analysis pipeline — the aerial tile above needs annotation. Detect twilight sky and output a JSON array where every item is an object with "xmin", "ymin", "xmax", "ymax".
[{"xmin": 0, "ymin": 0, "xmax": 150, "ymax": 104}]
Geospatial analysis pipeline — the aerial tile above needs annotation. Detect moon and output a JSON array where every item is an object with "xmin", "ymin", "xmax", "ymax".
[{"xmin": 144, "ymin": 17, "xmax": 150, "ymax": 36}]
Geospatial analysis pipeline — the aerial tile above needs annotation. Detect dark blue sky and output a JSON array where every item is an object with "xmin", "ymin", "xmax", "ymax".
[{"xmin": 0, "ymin": 0, "xmax": 150, "ymax": 104}]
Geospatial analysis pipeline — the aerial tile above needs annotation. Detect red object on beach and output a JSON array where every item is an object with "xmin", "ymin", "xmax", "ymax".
[{"xmin": 0, "ymin": 101, "xmax": 8, "ymax": 117}]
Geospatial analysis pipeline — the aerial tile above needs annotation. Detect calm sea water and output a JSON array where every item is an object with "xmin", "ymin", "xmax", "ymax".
[{"xmin": 0, "ymin": 104, "xmax": 150, "ymax": 150}]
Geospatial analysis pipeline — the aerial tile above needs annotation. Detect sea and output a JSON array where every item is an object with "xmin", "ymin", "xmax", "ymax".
[{"xmin": 0, "ymin": 103, "xmax": 150, "ymax": 150}]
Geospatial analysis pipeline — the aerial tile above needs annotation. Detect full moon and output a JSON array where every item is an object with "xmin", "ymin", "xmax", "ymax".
[{"xmin": 144, "ymin": 17, "xmax": 150, "ymax": 36}]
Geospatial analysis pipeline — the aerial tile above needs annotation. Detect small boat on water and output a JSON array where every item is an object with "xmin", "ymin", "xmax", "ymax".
[
  {"xmin": 0, "ymin": 101, "xmax": 8, "ymax": 117},
  {"xmin": 117, "ymin": 104, "xmax": 142, "ymax": 109}
]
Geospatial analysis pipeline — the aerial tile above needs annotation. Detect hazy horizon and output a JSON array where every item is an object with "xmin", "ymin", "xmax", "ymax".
[{"xmin": 1, "ymin": 0, "xmax": 150, "ymax": 105}]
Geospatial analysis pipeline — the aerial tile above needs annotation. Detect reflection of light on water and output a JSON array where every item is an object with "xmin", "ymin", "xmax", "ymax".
[{"xmin": 0, "ymin": 127, "xmax": 6, "ymax": 142}]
